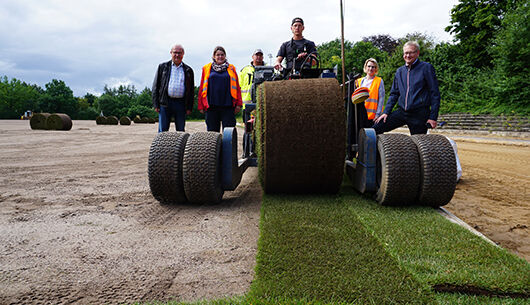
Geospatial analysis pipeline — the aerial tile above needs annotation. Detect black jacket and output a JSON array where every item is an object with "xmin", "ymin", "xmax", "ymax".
[{"xmin": 152, "ymin": 60, "xmax": 195, "ymax": 111}]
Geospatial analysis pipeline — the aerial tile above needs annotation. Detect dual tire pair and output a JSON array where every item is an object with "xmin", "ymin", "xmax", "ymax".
[
  {"xmin": 376, "ymin": 133, "xmax": 457, "ymax": 207},
  {"xmin": 148, "ymin": 132, "xmax": 224, "ymax": 204}
]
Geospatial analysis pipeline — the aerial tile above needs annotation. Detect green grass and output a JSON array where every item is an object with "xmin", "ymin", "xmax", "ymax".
[
  {"xmin": 147, "ymin": 179, "xmax": 529, "ymax": 305},
  {"xmin": 342, "ymin": 188, "xmax": 530, "ymax": 296}
]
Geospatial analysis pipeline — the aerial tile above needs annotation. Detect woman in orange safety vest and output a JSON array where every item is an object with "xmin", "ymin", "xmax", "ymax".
[
  {"xmin": 198, "ymin": 46, "xmax": 243, "ymax": 132},
  {"xmin": 355, "ymin": 58, "xmax": 385, "ymax": 126}
]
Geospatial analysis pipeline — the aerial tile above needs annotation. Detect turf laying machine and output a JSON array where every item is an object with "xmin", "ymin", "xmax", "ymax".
[{"xmin": 148, "ymin": 60, "xmax": 457, "ymax": 206}]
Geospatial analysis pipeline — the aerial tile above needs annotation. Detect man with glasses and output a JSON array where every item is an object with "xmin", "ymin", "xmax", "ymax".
[
  {"xmin": 152, "ymin": 44, "xmax": 195, "ymax": 132},
  {"xmin": 373, "ymin": 41, "xmax": 440, "ymax": 134}
]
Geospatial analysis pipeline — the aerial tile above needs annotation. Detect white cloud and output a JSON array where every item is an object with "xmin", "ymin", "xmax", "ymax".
[{"xmin": 0, "ymin": 0, "xmax": 459, "ymax": 96}]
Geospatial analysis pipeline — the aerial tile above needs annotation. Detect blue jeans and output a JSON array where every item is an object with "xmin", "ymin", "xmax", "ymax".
[
  {"xmin": 205, "ymin": 106, "xmax": 236, "ymax": 132},
  {"xmin": 158, "ymin": 98, "xmax": 186, "ymax": 132},
  {"xmin": 373, "ymin": 107, "xmax": 429, "ymax": 135}
]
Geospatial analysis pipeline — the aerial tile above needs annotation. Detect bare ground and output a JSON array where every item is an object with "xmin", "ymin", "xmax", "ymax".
[{"xmin": 0, "ymin": 120, "xmax": 528, "ymax": 304}]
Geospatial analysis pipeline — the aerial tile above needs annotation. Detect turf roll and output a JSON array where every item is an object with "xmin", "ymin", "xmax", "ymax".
[
  {"xmin": 119, "ymin": 116, "xmax": 131, "ymax": 125},
  {"xmin": 106, "ymin": 116, "xmax": 119, "ymax": 125},
  {"xmin": 257, "ymin": 78, "xmax": 346, "ymax": 194},
  {"xmin": 30, "ymin": 113, "xmax": 50, "ymax": 130},
  {"xmin": 46, "ymin": 113, "xmax": 72, "ymax": 130},
  {"xmin": 96, "ymin": 116, "xmax": 107, "ymax": 125}
]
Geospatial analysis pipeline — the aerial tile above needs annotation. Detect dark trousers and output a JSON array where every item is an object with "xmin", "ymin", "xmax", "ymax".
[
  {"xmin": 205, "ymin": 106, "xmax": 236, "ymax": 132},
  {"xmin": 158, "ymin": 97, "xmax": 186, "ymax": 132},
  {"xmin": 373, "ymin": 107, "xmax": 429, "ymax": 135}
]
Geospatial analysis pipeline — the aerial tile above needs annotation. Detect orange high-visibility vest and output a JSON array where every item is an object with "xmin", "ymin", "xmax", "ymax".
[
  {"xmin": 198, "ymin": 63, "xmax": 242, "ymax": 111},
  {"xmin": 356, "ymin": 76, "xmax": 381, "ymax": 120}
]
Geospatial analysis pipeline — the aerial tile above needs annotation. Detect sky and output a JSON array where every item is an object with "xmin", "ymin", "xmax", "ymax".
[{"xmin": 0, "ymin": 0, "xmax": 459, "ymax": 97}]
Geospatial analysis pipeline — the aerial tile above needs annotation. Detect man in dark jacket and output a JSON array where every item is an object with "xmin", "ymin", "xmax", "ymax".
[
  {"xmin": 373, "ymin": 41, "xmax": 440, "ymax": 135},
  {"xmin": 152, "ymin": 44, "xmax": 194, "ymax": 132}
]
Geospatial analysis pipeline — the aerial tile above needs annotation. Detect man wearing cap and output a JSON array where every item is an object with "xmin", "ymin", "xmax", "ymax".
[
  {"xmin": 239, "ymin": 49, "xmax": 265, "ymax": 104},
  {"xmin": 274, "ymin": 17, "xmax": 317, "ymax": 75}
]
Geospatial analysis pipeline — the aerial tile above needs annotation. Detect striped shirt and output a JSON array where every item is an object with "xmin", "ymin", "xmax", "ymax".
[{"xmin": 168, "ymin": 62, "xmax": 185, "ymax": 98}]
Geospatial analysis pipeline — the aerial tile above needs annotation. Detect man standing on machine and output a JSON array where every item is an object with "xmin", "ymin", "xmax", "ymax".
[
  {"xmin": 373, "ymin": 41, "xmax": 440, "ymax": 135},
  {"xmin": 274, "ymin": 17, "xmax": 317, "ymax": 76}
]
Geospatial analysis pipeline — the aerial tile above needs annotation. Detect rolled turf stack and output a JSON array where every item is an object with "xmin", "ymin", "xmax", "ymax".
[
  {"xmin": 30, "ymin": 113, "xmax": 51, "ymax": 130},
  {"xmin": 96, "ymin": 116, "xmax": 107, "ymax": 125},
  {"xmin": 46, "ymin": 113, "xmax": 72, "ymax": 130},
  {"xmin": 256, "ymin": 78, "xmax": 346, "ymax": 194},
  {"xmin": 119, "ymin": 116, "xmax": 131, "ymax": 125},
  {"xmin": 106, "ymin": 116, "xmax": 119, "ymax": 125}
]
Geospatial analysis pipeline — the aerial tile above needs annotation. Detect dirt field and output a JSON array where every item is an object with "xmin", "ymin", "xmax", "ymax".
[{"xmin": 0, "ymin": 120, "xmax": 528, "ymax": 304}]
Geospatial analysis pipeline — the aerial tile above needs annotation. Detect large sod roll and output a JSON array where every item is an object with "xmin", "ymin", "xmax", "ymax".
[
  {"xmin": 119, "ymin": 116, "xmax": 131, "ymax": 125},
  {"xmin": 30, "ymin": 113, "xmax": 51, "ymax": 130},
  {"xmin": 106, "ymin": 116, "xmax": 119, "ymax": 125},
  {"xmin": 96, "ymin": 116, "xmax": 107, "ymax": 125},
  {"xmin": 46, "ymin": 113, "xmax": 73, "ymax": 130},
  {"xmin": 256, "ymin": 78, "xmax": 346, "ymax": 194}
]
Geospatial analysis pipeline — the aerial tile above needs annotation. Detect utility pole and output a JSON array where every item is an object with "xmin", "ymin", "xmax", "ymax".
[{"xmin": 340, "ymin": 0, "xmax": 346, "ymax": 98}]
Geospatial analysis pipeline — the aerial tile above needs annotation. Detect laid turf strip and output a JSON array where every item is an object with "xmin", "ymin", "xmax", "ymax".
[
  {"xmin": 249, "ymin": 193, "xmax": 434, "ymax": 304},
  {"xmin": 344, "ymin": 190, "xmax": 530, "ymax": 297}
]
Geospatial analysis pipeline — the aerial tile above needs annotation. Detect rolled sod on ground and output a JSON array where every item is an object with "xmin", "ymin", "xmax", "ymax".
[
  {"xmin": 133, "ymin": 116, "xmax": 142, "ymax": 123},
  {"xmin": 119, "ymin": 116, "xmax": 131, "ymax": 125},
  {"xmin": 46, "ymin": 113, "xmax": 72, "ymax": 130},
  {"xmin": 256, "ymin": 78, "xmax": 346, "ymax": 194},
  {"xmin": 30, "ymin": 113, "xmax": 50, "ymax": 130},
  {"xmin": 105, "ymin": 116, "xmax": 118, "ymax": 125},
  {"xmin": 96, "ymin": 116, "xmax": 106, "ymax": 125}
]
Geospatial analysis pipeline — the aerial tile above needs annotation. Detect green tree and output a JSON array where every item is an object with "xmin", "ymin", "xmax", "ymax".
[
  {"xmin": 445, "ymin": 0, "xmax": 518, "ymax": 68},
  {"xmin": 492, "ymin": 1, "xmax": 530, "ymax": 113},
  {"xmin": 362, "ymin": 34, "xmax": 399, "ymax": 54},
  {"xmin": 38, "ymin": 79, "xmax": 78, "ymax": 116},
  {"xmin": 0, "ymin": 76, "xmax": 41, "ymax": 119}
]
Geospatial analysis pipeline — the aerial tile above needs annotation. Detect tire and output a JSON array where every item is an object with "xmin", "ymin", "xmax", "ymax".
[
  {"xmin": 411, "ymin": 134, "xmax": 457, "ymax": 207},
  {"xmin": 376, "ymin": 134, "xmax": 421, "ymax": 206},
  {"xmin": 182, "ymin": 132, "xmax": 224, "ymax": 204},
  {"xmin": 148, "ymin": 132, "xmax": 189, "ymax": 204}
]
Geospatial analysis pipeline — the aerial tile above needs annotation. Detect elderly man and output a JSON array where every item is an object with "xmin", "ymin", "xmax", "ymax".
[
  {"xmin": 274, "ymin": 17, "xmax": 317, "ymax": 75},
  {"xmin": 239, "ymin": 49, "xmax": 265, "ymax": 104},
  {"xmin": 373, "ymin": 41, "xmax": 440, "ymax": 135},
  {"xmin": 152, "ymin": 44, "xmax": 195, "ymax": 132}
]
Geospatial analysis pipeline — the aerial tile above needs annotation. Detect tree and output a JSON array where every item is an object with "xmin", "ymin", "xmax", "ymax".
[
  {"xmin": 362, "ymin": 34, "xmax": 399, "ymax": 54},
  {"xmin": 445, "ymin": 0, "xmax": 518, "ymax": 68},
  {"xmin": 0, "ymin": 76, "xmax": 41, "ymax": 119},
  {"xmin": 38, "ymin": 79, "xmax": 78, "ymax": 116},
  {"xmin": 492, "ymin": 1, "xmax": 530, "ymax": 112}
]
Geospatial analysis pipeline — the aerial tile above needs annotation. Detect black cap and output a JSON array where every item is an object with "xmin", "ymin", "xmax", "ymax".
[{"xmin": 292, "ymin": 17, "xmax": 304, "ymax": 25}]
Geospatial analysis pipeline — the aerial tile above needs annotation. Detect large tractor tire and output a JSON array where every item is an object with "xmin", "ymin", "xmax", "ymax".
[
  {"xmin": 182, "ymin": 132, "xmax": 224, "ymax": 204},
  {"xmin": 256, "ymin": 78, "xmax": 346, "ymax": 194},
  {"xmin": 148, "ymin": 132, "xmax": 189, "ymax": 204},
  {"xmin": 376, "ymin": 133, "xmax": 421, "ymax": 206},
  {"xmin": 411, "ymin": 134, "xmax": 457, "ymax": 207}
]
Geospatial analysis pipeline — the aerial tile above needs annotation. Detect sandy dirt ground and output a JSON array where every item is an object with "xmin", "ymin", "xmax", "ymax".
[{"xmin": 0, "ymin": 120, "xmax": 528, "ymax": 304}]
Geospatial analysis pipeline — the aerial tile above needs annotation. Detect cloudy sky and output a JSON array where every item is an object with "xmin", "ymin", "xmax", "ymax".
[{"xmin": 1, "ymin": 0, "xmax": 459, "ymax": 97}]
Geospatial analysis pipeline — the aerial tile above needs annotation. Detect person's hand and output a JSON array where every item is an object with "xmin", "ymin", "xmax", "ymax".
[
  {"xmin": 155, "ymin": 107, "xmax": 160, "ymax": 113},
  {"xmin": 186, "ymin": 110, "xmax": 191, "ymax": 116},
  {"xmin": 274, "ymin": 62, "xmax": 283, "ymax": 71},
  {"xmin": 375, "ymin": 114, "xmax": 387, "ymax": 124},
  {"xmin": 427, "ymin": 119, "xmax": 437, "ymax": 129},
  {"xmin": 297, "ymin": 52, "xmax": 307, "ymax": 59},
  {"xmin": 234, "ymin": 105, "xmax": 241, "ymax": 115}
]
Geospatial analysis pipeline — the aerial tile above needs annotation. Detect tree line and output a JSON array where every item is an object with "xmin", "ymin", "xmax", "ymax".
[
  {"xmin": 1, "ymin": 0, "xmax": 527, "ymax": 119},
  {"xmin": 318, "ymin": 0, "xmax": 528, "ymax": 116}
]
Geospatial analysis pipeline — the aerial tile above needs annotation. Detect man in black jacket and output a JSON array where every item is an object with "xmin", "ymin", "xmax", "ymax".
[
  {"xmin": 152, "ymin": 44, "xmax": 194, "ymax": 132},
  {"xmin": 373, "ymin": 41, "xmax": 440, "ymax": 134},
  {"xmin": 274, "ymin": 17, "xmax": 317, "ymax": 76}
]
